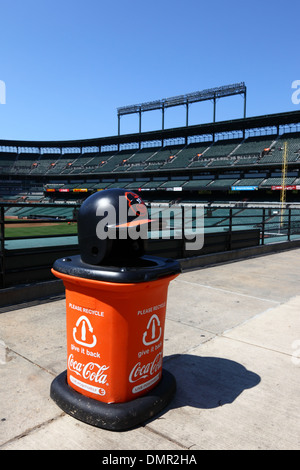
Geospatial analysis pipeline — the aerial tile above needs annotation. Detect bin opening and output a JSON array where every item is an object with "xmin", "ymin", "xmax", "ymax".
[
  {"xmin": 87, "ymin": 237, "xmax": 146, "ymax": 267},
  {"xmin": 99, "ymin": 255, "xmax": 157, "ymax": 269},
  {"xmin": 53, "ymin": 254, "xmax": 181, "ymax": 283},
  {"xmin": 61, "ymin": 256, "xmax": 156, "ymax": 268}
]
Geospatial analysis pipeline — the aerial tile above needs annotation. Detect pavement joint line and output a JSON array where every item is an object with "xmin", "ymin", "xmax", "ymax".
[
  {"xmin": 220, "ymin": 333, "xmax": 296, "ymax": 359},
  {"xmin": 166, "ymin": 317, "xmax": 218, "ymax": 335},
  {"xmin": 144, "ymin": 424, "xmax": 190, "ymax": 450},
  {"xmin": 221, "ymin": 305, "xmax": 286, "ymax": 336},
  {"xmin": 0, "ymin": 414, "xmax": 65, "ymax": 450},
  {"xmin": 165, "ymin": 320, "xmax": 222, "ymax": 346},
  {"xmin": 4, "ymin": 345, "xmax": 57, "ymax": 377},
  {"xmin": 175, "ymin": 279, "xmax": 281, "ymax": 304}
]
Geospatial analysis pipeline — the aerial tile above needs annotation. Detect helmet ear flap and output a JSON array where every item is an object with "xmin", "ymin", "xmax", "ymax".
[
  {"xmin": 89, "ymin": 238, "xmax": 114, "ymax": 265},
  {"xmin": 103, "ymin": 238, "xmax": 145, "ymax": 266},
  {"xmin": 78, "ymin": 236, "xmax": 113, "ymax": 266}
]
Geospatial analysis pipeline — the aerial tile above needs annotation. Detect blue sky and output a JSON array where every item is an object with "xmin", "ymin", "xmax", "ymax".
[{"xmin": 0, "ymin": 0, "xmax": 299, "ymax": 142}]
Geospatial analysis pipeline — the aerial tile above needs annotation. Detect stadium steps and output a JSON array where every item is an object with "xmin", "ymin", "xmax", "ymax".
[
  {"xmin": 30, "ymin": 153, "xmax": 60, "ymax": 175},
  {"xmin": 260, "ymin": 177, "xmax": 297, "ymax": 188},
  {"xmin": 207, "ymin": 158, "xmax": 235, "ymax": 168},
  {"xmin": 207, "ymin": 178, "xmax": 239, "ymax": 189},
  {"xmin": 268, "ymin": 134, "xmax": 300, "ymax": 163},
  {"xmin": 159, "ymin": 179, "xmax": 188, "ymax": 189},
  {"xmin": 167, "ymin": 142, "xmax": 211, "ymax": 169},
  {"xmin": 189, "ymin": 159, "xmax": 210, "ymax": 168},
  {"xmin": 234, "ymin": 155, "xmax": 260, "ymax": 167},
  {"xmin": 232, "ymin": 177, "xmax": 265, "ymax": 187},
  {"xmin": 201, "ymin": 138, "xmax": 242, "ymax": 158},
  {"xmin": 231, "ymin": 135, "xmax": 277, "ymax": 157},
  {"xmin": 182, "ymin": 179, "xmax": 214, "ymax": 190},
  {"xmin": 126, "ymin": 148, "xmax": 158, "ymax": 164},
  {"xmin": 10, "ymin": 153, "xmax": 40, "ymax": 174},
  {"xmin": 145, "ymin": 145, "xmax": 184, "ymax": 164}
]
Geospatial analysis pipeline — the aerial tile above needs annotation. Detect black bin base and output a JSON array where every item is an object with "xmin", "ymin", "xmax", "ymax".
[{"xmin": 50, "ymin": 369, "xmax": 176, "ymax": 431}]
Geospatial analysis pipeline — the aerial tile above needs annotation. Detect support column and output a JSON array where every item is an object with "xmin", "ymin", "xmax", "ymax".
[
  {"xmin": 139, "ymin": 108, "xmax": 142, "ymax": 133},
  {"xmin": 0, "ymin": 206, "xmax": 5, "ymax": 288},
  {"xmin": 186, "ymin": 101, "xmax": 189, "ymax": 127},
  {"xmin": 243, "ymin": 88, "xmax": 247, "ymax": 118},
  {"xmin": 213, "ymin": 96, "xmax": 216, "ymax": 123}
]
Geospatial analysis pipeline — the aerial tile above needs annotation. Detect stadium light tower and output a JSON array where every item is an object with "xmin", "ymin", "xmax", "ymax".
[{"xmin": 117, "ymin": 83, "xmax": 247, "ymax": 135}]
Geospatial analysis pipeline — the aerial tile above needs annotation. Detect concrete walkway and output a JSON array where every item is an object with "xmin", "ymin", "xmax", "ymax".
[{"xmin": 0, "ymin": 248, "xmax": 300, "ymax": 450}]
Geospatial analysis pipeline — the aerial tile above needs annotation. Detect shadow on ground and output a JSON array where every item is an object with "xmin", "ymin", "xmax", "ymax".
[{"xmin": 163, "ymin": 354, "xmax": 261, "ymax": 410}]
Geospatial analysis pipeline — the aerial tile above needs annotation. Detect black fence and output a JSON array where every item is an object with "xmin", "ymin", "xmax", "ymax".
[
  {"xmin": 0, "ymin": 202, "xmax": 80, "ymax": 289},
  {"xmin": 1, "ymin": 201, "xmax": 300, "ymax": 289}
]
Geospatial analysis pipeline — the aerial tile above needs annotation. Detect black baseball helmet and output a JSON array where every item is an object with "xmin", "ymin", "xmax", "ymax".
[{"xmin": 77, "ymin": 188, "xmax": 151, "ymax": 265}]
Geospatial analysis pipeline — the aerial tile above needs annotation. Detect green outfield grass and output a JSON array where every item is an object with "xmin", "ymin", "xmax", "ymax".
[{"xmin": 5, "ymin": 221, "xmax": 78, "ymax": 238}]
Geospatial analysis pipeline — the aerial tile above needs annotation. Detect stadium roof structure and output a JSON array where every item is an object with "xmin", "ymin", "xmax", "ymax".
[
  {"xmin": 1, "ymin": 109, "xmax": 300, "ymax": 150},
  {"xmin": 117, "ymin": 83, "xmax": 247, "ymax": 134}
]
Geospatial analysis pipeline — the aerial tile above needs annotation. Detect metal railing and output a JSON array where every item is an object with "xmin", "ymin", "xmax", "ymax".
[
  {"xmin": 0, "ymin": 201, "xmax": 80, "ymax": 288},
  {"xmin": 1, "ymin": 201, "xmax": 300, "ymax": 289}
]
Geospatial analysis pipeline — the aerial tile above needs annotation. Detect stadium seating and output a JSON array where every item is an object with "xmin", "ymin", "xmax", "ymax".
[
  {"xmin": 234, "ymin": 156, "xmax": 259, "ymax": 166},
  {"xmin": 2, "ymin": 111, "xmax": 300, "ymax": 293},
  {"xmin": 233, "ymin": 177, "xmax": 265, "ymax": 187},
  {"xmin": 208, "ymin": 158, "xmax": 235, "ymax": 167},
  {"xmin": 2, "ymin": 135, "xmax": 295, "ymax": 182},
  {"xmin": 260, "ymin": 177, "xmax": 296, "ymax": 187},
  {"xmin": 231, "ymin": 135, "xmax": 277, "ymax": 156},
  {"xmin": 167, "ymin": 142, "xmax": 211, "ymax": 169},
  {"xmin": 145, "ymin": 145, "xmax": 184, "ymax": 163},
  {"xmin": 208, "ymin": 178, "xmax": 239, "ymax": 189},
  {"xmin": 0, "ymin": 152, "xmax": 18, "ymax": 173},
  {"xmin": 189, "ymin": 159, "xmax": 210, "ymax": 168},
  {"xmin": 160, "ymin": 179, "xmax": 188, "ymax": 189},
  {"xmin": 126, "ymin": 147, "xmax": 158, "ymax": 164},
  {"xmin": 203, "ymin": 139, "xmax": 242, "ymax": 158},
  {"xmin": 182, "ymin": 178, "xmax": 214, "ymax": 189},
  {"xmin": 5, "ymin": 204, "xmax": 75, "ymax": 219},
  {"xmin": 79, "ymin": 152, "xmax": 106, "ymax": 172},
  {"xmin": 1, "ymin": 110, "xmax": 300, "ymax": 209},
  {"xmin": 142, "ymin": 180, "xmax": 167, "ymax": 189},
  {"xmin": 269, "ymin": 134, "xmax": 300, "ymax": 163},
  {"xmin": 30, "ymin": 153, "xmax": 58, "ymax": 174}
]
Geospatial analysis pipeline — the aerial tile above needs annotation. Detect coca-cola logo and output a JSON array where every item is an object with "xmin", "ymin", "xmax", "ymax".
[
  {"xmin": 129, "ymin": 353, "xmax": 162, "ymax": 383},
  {"xmin": 68, "ymin": 354, "xmax": 109, "ymax": 385}
]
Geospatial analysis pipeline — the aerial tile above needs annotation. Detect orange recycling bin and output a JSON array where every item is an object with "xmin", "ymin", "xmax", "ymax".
[
  {"xmin": 51, "ymin": 260, "xmax": 178, "ymax": 404},
  {"xmin": 50, "ymin": 188, "xmax": 181, "ymax": 431}
]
